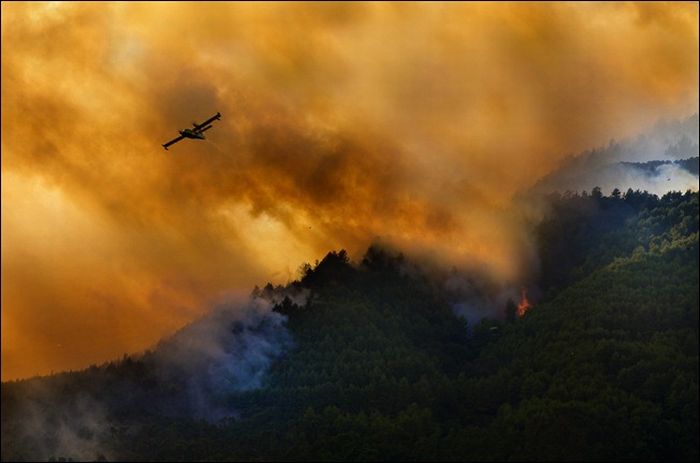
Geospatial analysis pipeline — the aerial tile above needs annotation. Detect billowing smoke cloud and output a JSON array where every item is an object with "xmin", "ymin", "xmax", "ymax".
[
  {"xmin": 151, "ymin": 296, "xmax": 293, "ymax": 421},
  {"xmin": 1, "ymin": 295, "xmax": 293, "ymax": 460},
  {"xmin": 529, "ymin": 114, "xmax": 699, "ymax": 197},
  {"xmin": 2, "ymin": 2, "xmax": 698, "ymax": 379},
  {"xmin": 588, "ymin": 162, "xmax": 699, "ymax": 197}
]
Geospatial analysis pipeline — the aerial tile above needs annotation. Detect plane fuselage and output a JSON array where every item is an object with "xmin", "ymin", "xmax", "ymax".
[{"xmin": 179, "ymin": 128, "xmax": 205, "ymax": 140}]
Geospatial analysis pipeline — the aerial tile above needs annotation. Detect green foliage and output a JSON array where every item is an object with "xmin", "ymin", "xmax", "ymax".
[
  {"xmin": 537, "ymin": 189, "xmax": 698, "ymax": 297},
  {"xmin": 2, "ymin": 192, "xmax": 698, "ymax": 461}
]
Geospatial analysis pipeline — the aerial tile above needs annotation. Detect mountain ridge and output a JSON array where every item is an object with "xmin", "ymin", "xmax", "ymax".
[{"xmin": 2, "ymin": 190, "xmax": 697, "ymax": 461}]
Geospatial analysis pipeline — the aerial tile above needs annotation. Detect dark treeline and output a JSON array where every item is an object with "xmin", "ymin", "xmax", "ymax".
[{"xmin": 2, "ymin": 190, "xmax": 698, "ymax": 461}]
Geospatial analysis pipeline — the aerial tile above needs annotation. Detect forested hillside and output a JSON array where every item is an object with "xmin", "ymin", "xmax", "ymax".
[{"xmin": 2, "ymin": 191, "xmax": 698, "ymax": 461}]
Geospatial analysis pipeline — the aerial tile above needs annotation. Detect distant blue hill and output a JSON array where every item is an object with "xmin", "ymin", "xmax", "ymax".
[
  {"xmin": 620, "ymin": 157, "xmax": 699, "ymax": 176},
  {"xmin": 529, "ymin": 114, "xmax": 699, "ymax": 196}
]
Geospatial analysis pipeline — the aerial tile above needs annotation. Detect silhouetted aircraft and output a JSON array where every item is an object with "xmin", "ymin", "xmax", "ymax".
[{"xmin": 162, "ymin": 112, "xmax": 221, "ymax": 150}]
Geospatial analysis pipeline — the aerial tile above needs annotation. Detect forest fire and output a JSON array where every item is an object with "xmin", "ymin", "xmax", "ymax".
[{"xmin": 517, "ymin": 287, "xmax": 532, "ymax": 317}]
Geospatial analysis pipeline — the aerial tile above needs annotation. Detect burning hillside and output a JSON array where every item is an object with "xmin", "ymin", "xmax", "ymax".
[{"xmin": 517, "ymin": 286, "xmax": 533, "ymax": 317}]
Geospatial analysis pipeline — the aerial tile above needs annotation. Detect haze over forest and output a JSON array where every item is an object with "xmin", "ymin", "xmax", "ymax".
[{"xmin": 2, "ymin": 2, "xmax": 698, "ymax": 381}]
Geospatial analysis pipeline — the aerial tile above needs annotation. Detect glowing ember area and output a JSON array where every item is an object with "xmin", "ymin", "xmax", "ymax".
[{"xmin": 517, "ymin": 287, "xmax": 532, "ymax": 317}]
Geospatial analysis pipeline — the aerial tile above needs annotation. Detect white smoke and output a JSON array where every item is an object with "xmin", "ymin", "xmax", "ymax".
[
  {"xmin": 440, "ymin": 273, "xmax": 520, "ymax": 330},
  {"xmin": 529, "ymin": 114, "xmax": 699, "ymax": 197},
  {"xmin": 615, "ymin": 163, "xmax": 698, "ymax": 196},
  {"xmin": 152, "ymin": 296, "xmax": 294, "ymax": 420},
  {"xmin": 4, "ymin": 386, "xmax": 115, "ymax": 461},
  {"xmin": 2, "ymin": 295, "xmax": 295, "ymax": 460}
]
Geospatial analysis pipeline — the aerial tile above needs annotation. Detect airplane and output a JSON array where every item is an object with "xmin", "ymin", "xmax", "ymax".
[{"xmin": 162, "ymin": 112, "xmax": 221, "ymax": 150}]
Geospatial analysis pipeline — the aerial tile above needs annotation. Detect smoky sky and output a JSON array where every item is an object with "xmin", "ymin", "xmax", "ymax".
[{"xmin": 2, "ymin": 2, "xmax": 698, "ymax": 380}]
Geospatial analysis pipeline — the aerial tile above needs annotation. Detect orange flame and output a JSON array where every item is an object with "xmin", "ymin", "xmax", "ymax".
[{"xmin": 517, "ymin": 286, "xmax": 532, "ymax": 317}]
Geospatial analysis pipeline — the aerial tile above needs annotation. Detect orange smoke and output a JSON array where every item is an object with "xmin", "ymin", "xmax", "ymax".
[{"xmin": 1, "ymin": 2, "xmax": 698, "ymax": 380}]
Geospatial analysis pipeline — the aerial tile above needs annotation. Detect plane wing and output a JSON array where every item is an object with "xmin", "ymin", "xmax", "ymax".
[
  {"xmin": 162, "ymin": 135, "xmax": 185, "ymax": 150},
  {"xmin": 193, "ymin": 112, "xmax": 221, "ymax": 131}
]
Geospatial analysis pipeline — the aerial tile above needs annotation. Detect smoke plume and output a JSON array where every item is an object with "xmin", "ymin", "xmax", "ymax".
[
  {"xmin": 1, "ymin": 295, "xmax": 293, "ymax": 460},
  {"xmin": 529, "ymin": 114, "xmax": 699, "ymax": 197},
  {"xmin": 151, "ymin": 296, "xmax": 294, "ymax": 421},
  {"xmin": 2, "ymin": 2, "xmax": 698, "ymax": 379}
]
